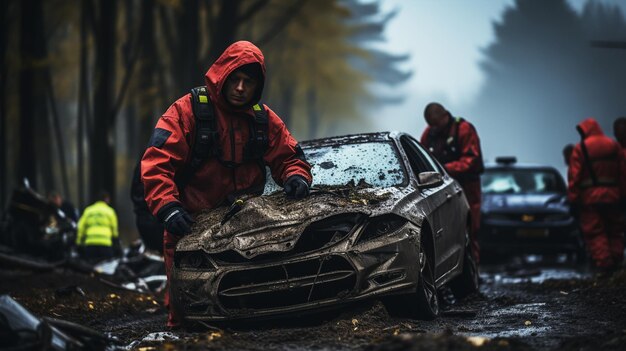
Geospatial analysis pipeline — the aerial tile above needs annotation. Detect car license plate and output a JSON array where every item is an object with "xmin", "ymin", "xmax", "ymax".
[{"xmin": 516, "ymin": 229, "xmax": 548, "ymax": 237}]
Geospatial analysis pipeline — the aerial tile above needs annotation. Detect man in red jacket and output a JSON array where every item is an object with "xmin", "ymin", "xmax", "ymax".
[
  {"xmin": 141, "ymin": 41, "xmax": 312, "ymax": 327},
  {"xmin": 568, "ymin": 118, "xmax": 625, "ymax": 271},
  {"xmin": 420, "ymin": 102, "xmax": 484, "ymax": 263}
]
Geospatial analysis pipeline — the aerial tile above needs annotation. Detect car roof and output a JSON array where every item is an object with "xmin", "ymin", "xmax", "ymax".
[{"xmin": 301, "ymin": 132, "xmax": 400, "ymax": 148}]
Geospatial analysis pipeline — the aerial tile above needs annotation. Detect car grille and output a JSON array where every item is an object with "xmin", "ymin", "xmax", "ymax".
[
  {"xmin": 217, "ymin": 255, "xmax": 356, "ymax": 311},
  {"xmin": 210, "ymin": 214, "xmax": 364, "ymax": 264}
]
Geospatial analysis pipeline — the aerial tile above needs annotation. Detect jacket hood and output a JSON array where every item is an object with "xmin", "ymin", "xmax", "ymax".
[
  {"xmin": 576, "ymin": 117, "xmax": 604, "ymax": 139},
  {"xmin": 205, "ymin": 41, "xmax": 266, "ymax": 110}
]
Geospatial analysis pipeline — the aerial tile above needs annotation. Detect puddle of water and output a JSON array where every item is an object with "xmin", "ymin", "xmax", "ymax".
[
  {"xmin": 487, "ymin": 268, "xmax": 591, "ymax": 284},
  {"xmin": 462, "ymin": 302, "xmax": 551, "ymax": 339},
  {"xmin": 472, "ymin": 325, "xmax": 551, "ymax": 339},
  {"xmin": 119, "ymin": 332, "xmax": 180, "ymax": 350}
]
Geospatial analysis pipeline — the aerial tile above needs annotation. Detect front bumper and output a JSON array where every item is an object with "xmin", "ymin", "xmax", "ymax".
[
  {"xmin": 479, "ymin": 217, "xmax": 582, "ymax": 255},
  {"xmin": 170, "ymin": 223, "xmax": 422, "ymax": 322}
]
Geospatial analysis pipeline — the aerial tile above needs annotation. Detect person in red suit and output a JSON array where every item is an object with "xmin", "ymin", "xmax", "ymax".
[
  {"xmin": 141, "ymin": 41, "xmax": 312, "ymax": 327},
  {"xmin": 420, "ymin": 102, "xmax": 484, "ymax": 263},
  {"xmin": 568, "ymin": 117, "xmax": 625, "ymax": 271}
]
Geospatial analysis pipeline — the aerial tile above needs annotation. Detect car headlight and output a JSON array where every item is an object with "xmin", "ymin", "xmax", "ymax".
[
  {"xmin": 357, "ymin": 214, "xmax": 407, "ymax": 243},
  {"xmin": 175, "ymin": 250, "xmax": 216, "ymax": 270}
]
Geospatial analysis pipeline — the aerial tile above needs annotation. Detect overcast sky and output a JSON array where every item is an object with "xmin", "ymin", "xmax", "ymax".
[{"xmin": 369, "ymin": 0, "xmax": 626, "ymax": 174}]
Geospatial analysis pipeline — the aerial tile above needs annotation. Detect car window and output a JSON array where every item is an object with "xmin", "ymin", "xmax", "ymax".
[
  {"xmin": 411, "ymin": 139, "xmax": 443, "ymax": 173},
  {"xmin": 400, "ymin": 136, "xmax": 438, "ymax": 175},
  {"xmin": 264, "ymin": 141, "xmax": 408, "ymax": 194},
  {"xmin": 481, "ymin": 169, "xmax": 566, "ymax": 194}
]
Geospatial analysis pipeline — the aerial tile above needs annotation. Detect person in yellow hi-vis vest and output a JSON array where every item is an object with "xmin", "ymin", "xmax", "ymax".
[{"xmin": 76, "ymin": 192, "xmax": 121, "ymax": 262}]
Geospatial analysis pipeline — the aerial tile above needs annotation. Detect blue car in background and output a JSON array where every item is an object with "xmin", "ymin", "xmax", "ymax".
[{"xmin": 478, "ymin": 157, "xmax": 585, "ymax": 262}]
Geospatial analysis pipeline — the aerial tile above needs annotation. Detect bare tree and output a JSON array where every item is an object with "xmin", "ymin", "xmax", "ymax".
[
  {"xmin": 90, "ymin": 0, "xmax": 117, "ymax": 202},
  {"xmin": 0, "ymin": 0, "xmax": 8, "ymax": 205},
  {"xmin": 19, "ymin": 0, "xmax": 49, "ymax": 190}
]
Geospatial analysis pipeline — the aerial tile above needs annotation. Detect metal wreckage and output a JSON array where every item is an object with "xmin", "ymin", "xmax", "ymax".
[{"xmin": 170, "ymin": 132, "xmax": 479, "ymax": 325}]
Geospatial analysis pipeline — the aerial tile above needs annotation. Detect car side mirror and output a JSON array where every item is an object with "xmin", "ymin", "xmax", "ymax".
[{"xmin": 417, "ymin": 171, "xmax": 443, "ymax": 189}]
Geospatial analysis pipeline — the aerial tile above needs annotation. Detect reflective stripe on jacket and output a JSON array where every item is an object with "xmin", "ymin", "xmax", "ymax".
[
  {"xmin": 76, "ymin": 201, "xmax": 119, "ymax": 247},
  {"xmin": 567, "ymin": 118, "xmax": 626, "ymax": 205}
]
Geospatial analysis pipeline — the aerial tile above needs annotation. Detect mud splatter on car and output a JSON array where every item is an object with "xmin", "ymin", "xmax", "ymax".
[{"xmin": 170, "ymin": 132, "xmax": 478, "ymax": 325}]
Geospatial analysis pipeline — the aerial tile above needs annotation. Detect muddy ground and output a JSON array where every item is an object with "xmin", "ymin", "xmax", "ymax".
[{"xmin": 1, "ymin": 257, "xmax": 625, "ymax": 350}]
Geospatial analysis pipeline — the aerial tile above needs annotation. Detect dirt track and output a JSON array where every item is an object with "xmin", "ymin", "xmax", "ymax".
[{"xmin": 1, "ymin": 258, "xmax": 625, "ymax": 350}]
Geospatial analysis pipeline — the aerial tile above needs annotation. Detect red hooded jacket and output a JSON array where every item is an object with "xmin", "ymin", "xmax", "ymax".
[
  {"xmin": 141, "ymin": 41, "xmax": 312, "ymax": 218},
  {"xmin": 568, "ymin": 118, "xmax": 626, "ymax": 205}
]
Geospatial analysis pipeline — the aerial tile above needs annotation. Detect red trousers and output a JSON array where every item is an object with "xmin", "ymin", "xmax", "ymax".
[
  {"xmin": 579, "ymin": 205, "xmax": 625, "ymax": 269},
  {"xmin": 163, "ymin": 230, "xmax": 180, "ymax": 328}
]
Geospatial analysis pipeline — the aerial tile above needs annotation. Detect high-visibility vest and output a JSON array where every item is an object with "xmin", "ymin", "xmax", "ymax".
[{"xmin": 76, "ymin": 201, "xmax": 118, "ymax": 247}]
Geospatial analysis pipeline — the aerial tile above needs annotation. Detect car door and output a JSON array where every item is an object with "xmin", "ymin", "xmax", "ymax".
[
  {"xmin": 399, "ymin": 136, "xmax": 452, "ymax": 277},
  {"xmin": 409, "ymin": 138, "xmax": 465, "ymax": 276}
]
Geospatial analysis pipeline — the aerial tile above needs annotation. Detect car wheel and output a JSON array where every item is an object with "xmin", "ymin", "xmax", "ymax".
[
  {"xmin": 449, "ymin": 228, "xmax": 479, "ymax": 299},
  {"xmin": 384, "ymin": 236, "xmax": 439, "ymax": 320}
]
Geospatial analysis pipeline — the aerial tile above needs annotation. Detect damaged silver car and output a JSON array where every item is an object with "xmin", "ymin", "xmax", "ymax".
[{"xmin": 171, "ymin": 132, "xmax": 478, "ymax": 324}]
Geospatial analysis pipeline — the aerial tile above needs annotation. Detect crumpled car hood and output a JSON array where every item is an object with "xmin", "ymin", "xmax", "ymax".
[{"xmin": 177, "ymin": 188, "xmax": 403, "ymax": 257}]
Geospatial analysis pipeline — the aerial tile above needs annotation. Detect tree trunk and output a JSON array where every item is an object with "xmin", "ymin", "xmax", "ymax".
[
  {"xmin": 209, "ymin": 0, "xmax": 239, "ymax": 62},
  {"xmin": 0, "ymin": 0, "xmax": 8, "ymax": 205},
  {"xmin": 19, "ymin": 0, "xmax": 49, "ymax": 191},
  {"xmin": 90, "ymin": 0, "xmax": 117, "ymax": 203},
  {"xmin": 138, "ymin": 0, "xmax": 158, "ymax": 149},
  {"xmin": 306, "ymin": 86, "xmax": 318, "ymax": 139},
  {"xmin": 279, "ymin": 84, "xmax": 294, "ymax": 128},
  {"xmin": 175, "ymin": 0, "xmax": 201, "ymax": 96},
  {"xmin": 122, "ymin": 0, "xmax": 137, "ymax": 158},
  {"xmin": 77, "ymin": 0, "xmax": 91, "ymax": 208}
]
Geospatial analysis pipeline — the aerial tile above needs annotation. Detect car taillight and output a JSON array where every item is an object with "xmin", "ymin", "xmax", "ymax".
[
  {"xmin": 175, "ymin": 250, "xmax": 216, "ymax": 271},
  {"xmin": 357, "ymin": 214, "xmax": 407, "ymax": 243}
]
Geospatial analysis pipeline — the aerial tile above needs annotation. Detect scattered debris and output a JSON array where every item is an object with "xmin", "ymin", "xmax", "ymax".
[
  {"xmin": 0, "ymin": 294, "xmax": 117, "ymax": 350},
  {"xmin": 55, "ymin": 285, "xmax": 86, "ymax": 298}
]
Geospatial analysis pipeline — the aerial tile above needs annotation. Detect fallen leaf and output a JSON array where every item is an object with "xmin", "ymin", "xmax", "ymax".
[
  {"xmin": 207, "ymin": 332, "xmax": 222, "ymax": 341},
  {"xmin": 467, "ymin": 336, "xmax": 489, "ymax": 347}
]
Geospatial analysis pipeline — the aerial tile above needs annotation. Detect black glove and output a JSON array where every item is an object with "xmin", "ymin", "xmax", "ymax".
[
  {"xmin": 163, "ymin": 206, "xmax": 195, "ymax": 236},
  {"xmin": 284, "ymin": 175, "xmax": 310, "ymax": 199}
]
